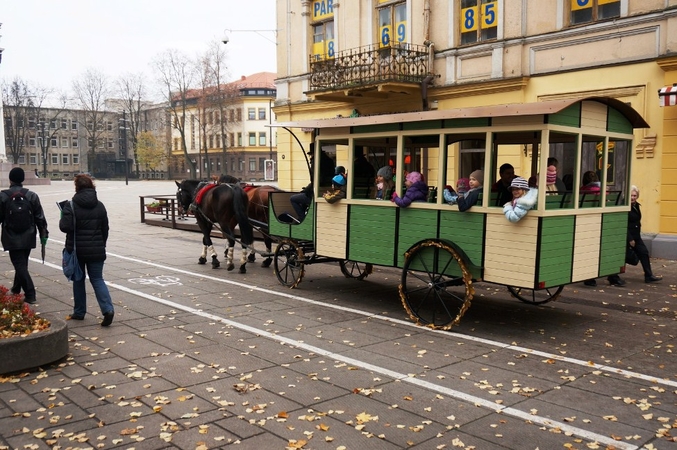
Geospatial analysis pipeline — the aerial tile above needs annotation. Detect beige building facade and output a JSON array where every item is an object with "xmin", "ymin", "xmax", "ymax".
[{"xmin": 274, "ymin": 0, "xmax": 677, "ymax": 258}]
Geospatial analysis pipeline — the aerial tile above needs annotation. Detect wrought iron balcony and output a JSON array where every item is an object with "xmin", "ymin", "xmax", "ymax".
[{"xmin": 308, "ymin": 43, "xmax": 431, "ymax": 92}]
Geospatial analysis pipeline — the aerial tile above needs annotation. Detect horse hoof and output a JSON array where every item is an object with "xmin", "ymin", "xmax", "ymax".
[
  {"xmin": 261, "ymin": 258, "xmax": 272, "ymax": 268},
  {"xmin": 247, "ymin": 254, "xmax": 256, "ymax": 263},
  {"xmin": 212, "ymin": 260, "xmax": 220, "ymax": 269},
  {"xmin": 227, "ymin": 263, "xmax": 235, "ymax": 271},
  {"xmin": 198, "ymin": 257, "xmax": 207, "ymax": 265},
  {"xmin": 239, "ymin": 264, "xmax": 247, "ymax": 274}
]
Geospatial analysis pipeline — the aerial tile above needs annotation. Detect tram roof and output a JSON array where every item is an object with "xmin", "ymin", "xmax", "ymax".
[{"xmin": 275, "ymin": 97, "xmax": 649, "ymax": 130}]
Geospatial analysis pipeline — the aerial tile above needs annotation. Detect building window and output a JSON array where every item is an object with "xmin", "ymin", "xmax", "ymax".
[
  {"xmin": 237, "ymin": 133, "xmax": 242, "ymax": 146},
  {"xmin": 249, "ymin": 158, "xmax": 256, "ymax": 171},
  {"xmin": 460, "ymin": 0, "xmax": 498, "ymax": 45},
  {"xmin": 51, "ymin": 138, "xmax": 58, "ymax": 147},
  {"xmin": 231, "ymin": 158, "xmax": 235, "ymax": 170},
  {"xmin": 50, "ymin": 119, "xmax": 57, "ymax": 129},
  {"xmin": 378, "ymin": 1, "xmax": 407, "ymax": 48},
  {"xmin": 259, "ymin": 157, "xmax": 266, "ymax": 171},
  {"xmin": 61, "ymin": 137, "xmax": 69, "ymax": 148},
  {"xmin": 216, "ymin": 134, "xmax": 221, "ymax": 148},
  {"xmin": 239, "ymin": 158, "xmax": 244, "ymax": 171},
  {"xmin": 61, "ymin": 118, "xmax": 68, "ymax": 129},
  {"xmin": 107, "ymin": 121, "xmax": 113, "ymax": 131},
  {"xmin": 259, "ymin": 132, "xmax": 266, "ymax": 146},
  {"xmin": 28, "ymin": 117, "xmax": 35, "ymax": 129},
  {"xmin": 72, "ymin": 137, "xmax": 78, "ymax": 148},
  {"xmin": 229, "ymin": 133, "xmax": 234, "ymax": 147},
  {"xmin": 312, "ymin": 22, "xmax": 335, "ymax": 60},
  {"xmin": 248, "ymin": 108, "xmax": 256, "ymax": 120},
  {"xmin": 29, "ymin": 154, "xmax": 37, "ymax": 165},
  {"xmin": 570, "ymin": 0, "xmax": 620, "ymax": 25},
  {"xmin": 73, "ymin": 154, "xmax": 79, "ymax": 164},
  {"xmin": 62, "ymin": 154, "xmax": 69, "ymax": 165},
  {"xmin": 236, "ymin": 109, "xmax": 242, "ymax": 122},
  {"xmin": 108, "ymin": 139, "xmax": 114, "ymax": 149},
  {"xmin": 98, "ymin": 139, "xmax": 104, "ymax": 149},
  {"xmin": 258, "ymin": 108, "xmax": 266, "ymax": 120},
  {"xmin": 229, "ymin": 109, "xmax": 235, "ymax": 122},
  {"xmin": 51, "ymin": 154, "xmax": 58, "ymax": 164},
  {"xmin": 29, "ymin": 137, "xmax": 36, "ymax": 147},
  {"xmin": 209, "ymin": 134, "xmax": 214, "ymax": 148},
  {"xmin": 248, "ymin": 132, "xmax": 256, "ymax": 146},
  {"xmin": 19, "ymin": 155, "xmax": 26, "ymax": 164},
  {"xmin": 71, "ymin": 121, "xmax": 78, "ymax": 130}
]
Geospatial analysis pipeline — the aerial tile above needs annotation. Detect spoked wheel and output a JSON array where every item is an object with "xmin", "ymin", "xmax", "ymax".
[
  {"xmin": 507, "ymin": 285, "xmax": 564, "ymax": 305},
  {"xmin": 339, "ymin": 260, "xmax": 373, "ymax": 280},
  {"xmin": 273, "ymin": 239, "xmax": 305, "ymax": 288},
  {"xmin": 399, "ymin": 240, "xmax": 474, "ymax": 330}
]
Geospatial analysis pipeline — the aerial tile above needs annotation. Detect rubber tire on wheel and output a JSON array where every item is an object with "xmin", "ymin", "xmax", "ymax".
[
  {"xmin": 507, "ymin": 285, "xmax": 563, "ymax": 305},
  {"xmin": 399, "ymin": 240, "xmax": 474, "ymax": 330},
  {"xmin": 273, "ymin": 239, "xmax": 305, "ymax": 288},
  {"xmin": 339, "ymin": 260, "xmax": 373, "ymax": 280}
]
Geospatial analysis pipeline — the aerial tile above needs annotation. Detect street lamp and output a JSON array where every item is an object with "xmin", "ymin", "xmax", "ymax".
[
  {"xmin": 119, "ymin": 111, "xmax": 129, "ymax": 185},
  {"xmin": 39, "ymin": 120, "xmax": 48, "ymax": 178}
]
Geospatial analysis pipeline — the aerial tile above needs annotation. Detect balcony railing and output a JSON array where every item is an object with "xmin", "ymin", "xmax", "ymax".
[{"xmin": 309, "ymin": 43, "xmax": 431, "ymax": 92}]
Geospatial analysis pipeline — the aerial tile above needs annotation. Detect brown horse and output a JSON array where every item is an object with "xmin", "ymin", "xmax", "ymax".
[
  {"xmin": 176, "ymin": 179, "xmax": 254, "ymax": 273},
  {"xmin": 219, "ymin": 175, "xmax": 280, "ymax": 267}
]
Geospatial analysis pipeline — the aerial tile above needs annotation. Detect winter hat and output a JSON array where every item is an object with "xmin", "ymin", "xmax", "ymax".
[
  {"xmin": 510, "ymin": 176, "xmax": 529, "ymax": 191},
  {"xmin": 335, "ymin": 166, "xmax": 346, "ymax": 175},
  {"xmin": 469, "ymin": 169, "xmax": 484, "ymax": 185},
  {"xmin": 546, "ymin": 165, "xmax": 557, "ymax": 185},
  {"xmin": 406, "ymin": 171, "xmax": 422, "ymax": 184},
  {"xmin": 455, "ymin": 178, "xmax": 469, "ymax": 194},
  {"xmin": 9, "ymin": 167, "xmax": 24, "ymax": 184},
  {"xmin": 332, "ymin": 174, "xmax": 346, "ymax": 186},
  {"xmin": 377, "ymin": 166, "xmax": 393, "ymax": 181}
]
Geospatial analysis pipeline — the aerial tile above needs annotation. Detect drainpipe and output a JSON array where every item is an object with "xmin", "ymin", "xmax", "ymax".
[{"xmin": 421, "ymin": 39, "xmax": 435, "ymax": 111}]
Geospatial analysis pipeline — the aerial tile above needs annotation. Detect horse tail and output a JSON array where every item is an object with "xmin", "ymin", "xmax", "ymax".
[{"xmin": 233, "ymin": 184, "xmax": 254, "ymax": 245}]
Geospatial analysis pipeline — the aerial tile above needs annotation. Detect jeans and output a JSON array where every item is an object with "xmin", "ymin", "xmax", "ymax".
[
  {"xmin": 73, "ymin": 260, "xmax": 114, "ymax": 318},
  {"xmin": 9, "ymin": 249, "xmax": 35, "ymax": 300}
]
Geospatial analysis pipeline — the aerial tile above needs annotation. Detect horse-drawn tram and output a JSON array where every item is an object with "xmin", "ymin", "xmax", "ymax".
[{"xmin": 268, "ymin": 97, "xmax": 648, "ymax": 330}]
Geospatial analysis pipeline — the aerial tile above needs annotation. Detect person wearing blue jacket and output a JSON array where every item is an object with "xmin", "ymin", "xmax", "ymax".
[
  {"xmin": 503, "ymin": 177, "xmax": 538, "ymax": 222},
  {"xmin": 392, "ymin": 172, "xmax": 428, "ymax": 207}
]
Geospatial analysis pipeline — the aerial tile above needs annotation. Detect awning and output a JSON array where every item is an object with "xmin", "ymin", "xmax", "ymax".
[{"xmin": 658, "ymin": 85, "xmax": 677, "ymax": 107}]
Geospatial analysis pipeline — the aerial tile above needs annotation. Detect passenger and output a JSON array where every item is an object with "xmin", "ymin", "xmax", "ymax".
[
  {"xmin": 503, "ymin": 176, "xmax": 537, "ymax": 223},
  {"xmin": 491, "ymin": 163, "xmax": 516, "ymax": 206},
  {"xmin": 457, "ymin": 170, "xmax": 484, "ymax": 212},
  {"xmin": 374, "ymin": 166, "xmax": 395, "ymax": 200},
  {"xmin": 392, "ymin": 171, "xmax": 428, "ymax": 207},
  {"xmin": 334, "ymin": 165, "xmax": 347, "ymax": 183},
  {"xmin": 442, "ymin": 177, "xmax": 469, "ymax": 205},
  {"xmin": 547, "ymin": 157, "xmax": 567, "ymax": 191},
  {"xmin": 580, "ymin": 171, "xmax": 601, "ymax": 193},
  {"xmin": 323, "ymin": 174, "xmax": 347, "ymax": 203},
  {"xmin": 628, "ymin": 185, "xmax": 661, "ymax": 283},
  {"xmin": 353, "ymin": 153, "xmax": 376, "ymax": 198},
  {"xmin": 289, "ymin": 183, "xmax": 313, "ymax": 221},
  {"xmin": 545, "ymin": 165, "xmax": 558, "ymax": 193}
]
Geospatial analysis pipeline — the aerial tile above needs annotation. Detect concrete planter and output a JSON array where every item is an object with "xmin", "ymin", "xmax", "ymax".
[{"xmin": 0, "ymin": 315, "xmax": 69, "ymax": 374}]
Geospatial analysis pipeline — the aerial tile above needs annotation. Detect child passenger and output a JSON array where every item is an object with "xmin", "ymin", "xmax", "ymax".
[
  {"xmin": 392, "ymin": 171, "xmax": 427, "ymax": 207},
  {"xmin": 442, "ymin": 178, "xmax": 469, "ymax": 204},
  {"xmin": 323, "ymin": 175, "xmax": 347, "ymax": 204},
  {"xmin": 374, "ymin": 166, "xmax": 395, "ymax": 200},
  {"xmin": 443, "ymin": 170, "xmax": 484, "ymax": 212},
  {"xmin": 503, "ymin": 176, "xmax": 538, "ymax": 223}
]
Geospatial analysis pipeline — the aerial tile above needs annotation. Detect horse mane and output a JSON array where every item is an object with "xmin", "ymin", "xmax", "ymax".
[{"xmin": 219, "ymin": 174, "xmax": 241, "ymax": 184}]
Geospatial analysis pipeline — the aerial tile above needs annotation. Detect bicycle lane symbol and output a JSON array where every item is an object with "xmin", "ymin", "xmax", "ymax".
[{"xmin": 128, "ymin": 275, "xmax": 183, "ymax": 287}]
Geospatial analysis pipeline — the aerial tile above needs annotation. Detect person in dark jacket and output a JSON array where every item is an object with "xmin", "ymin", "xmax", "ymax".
[
  {"xmin": 0, "ymin": 168, "xmax": 48, "ymax": 304},
  {"xmin": 392, "ymin": 171, "xmax": 428, "ymax": 207},
  {"xmin": 59, "ymin": 174, "xmax": 114, "ymax": 325},
  {"xmin": 628, "ymin": 185, "xmax": 661, "ymax": 283}
]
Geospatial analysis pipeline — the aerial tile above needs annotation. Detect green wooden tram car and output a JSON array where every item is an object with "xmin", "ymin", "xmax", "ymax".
[{"xmin": 268, "ymin": 97, "xmax": 648, "ymax": 330}]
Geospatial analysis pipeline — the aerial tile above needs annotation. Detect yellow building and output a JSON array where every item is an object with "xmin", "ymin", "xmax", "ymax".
[
  {"xmin": 170, "ymin": 72, "xmax": 277, "ymax": 181},
  {"xmin": 273, "ymin": 0, "xmax": 677, "ymax": 258}
]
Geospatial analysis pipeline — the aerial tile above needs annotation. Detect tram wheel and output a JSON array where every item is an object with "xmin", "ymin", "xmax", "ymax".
[
  {"xmin": 399, "ymin": 240, "xmax": 474, "ymax": 330},
  {"xmin": 339, "ymin": 260, "xmax": 373, "ymax": 280},
  {"xmin": 273, "ymin": 240, "xmax": 305, "ymax": 288},
  {"xmin": 507, "ymin": 285, "xmax": 563, "ymax": 305}
]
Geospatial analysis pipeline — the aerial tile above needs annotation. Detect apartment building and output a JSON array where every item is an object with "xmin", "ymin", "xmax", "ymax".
[
  {"xmin": 274, "ymin": 0, "xmax": 677, "ymax": 258},
  {"xmin": 168, "ymin": 72, "xmax": 277, "ymax": 181}
]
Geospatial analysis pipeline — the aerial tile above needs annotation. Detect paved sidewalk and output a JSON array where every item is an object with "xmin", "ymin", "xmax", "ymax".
[{"xmin": 0, "ymin": 180, "xmax": 675, "ymax": 450}]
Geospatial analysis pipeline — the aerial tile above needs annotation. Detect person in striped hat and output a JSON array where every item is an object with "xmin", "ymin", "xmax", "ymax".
[{"xmin": 503, "ymin": 176, "xmax": 538, "ymax": 223}]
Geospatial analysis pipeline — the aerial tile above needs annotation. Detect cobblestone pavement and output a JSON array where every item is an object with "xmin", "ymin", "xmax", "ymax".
[{"xmin": 0, "ymin": 180, "xmax": 675, "ymax": 450}]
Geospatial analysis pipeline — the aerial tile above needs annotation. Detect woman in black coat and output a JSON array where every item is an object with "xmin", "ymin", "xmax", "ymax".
[{"xmin": 628, "ymin": 185, "xmax": 661, "ymax": 283}]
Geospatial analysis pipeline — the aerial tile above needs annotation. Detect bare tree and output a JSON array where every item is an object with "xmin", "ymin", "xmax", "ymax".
[
  {"xmin": 153, "ymin": 49, "xmax": 196, "ymax": 178},
  {"xmin": 32, "ymin": 88, "xmax": 69, "ymax": 177},
  {"xmin": 72, "ymin": 69, "xmax": 110, "ymax": 173},
  {"xmin": 204, "ymin": 41, "xmax": 234, "ymax": 175},
  {"xmin": 116, "ymin": 73, "xmax": 146, "ymax": 176}
]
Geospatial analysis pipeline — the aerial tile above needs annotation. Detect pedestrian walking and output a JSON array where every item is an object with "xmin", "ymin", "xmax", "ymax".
[
  {"xmin": 59, "ymin": 174, "xmax": 114, "ymax": 326},
  {"xmin": 628, "ymin": 185, "xmax": 661, "ymax": 283},
  {"xmin": 0, "ymin": 168, "xmax": 49, "ymax": 304}
]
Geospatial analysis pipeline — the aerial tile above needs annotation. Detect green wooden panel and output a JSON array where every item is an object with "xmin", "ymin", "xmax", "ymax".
[
  {"xmin": 439, "ymin": 211, "xmax": 485, "ymax": 268},
  {"xmin": 348, "ymin": 205, "xmax": 397, "ymax": 266},
  {"xmin": 538, "ymin": 216, "xmax": 574, "ymax": 287},
  {"xmin": 268, "ymin": 201, "xmax": 315, "ymax": 241},
  {"xmin": 599, "ymin": 212, "xmax": 627, "ymax": 276},
  {"xmin": 548, "ymin": 103, "xmax": 581, "ymax": 128},
  {"xmin": 607, "ymin": 107, "xmax": 633, "ymax": 134},
  {"xmin": 403, "ymin": 120, "xmax": 443, "ymax": 131},
  {"xmin": 443, "ymin": 118, "xmax": 490, "ymax": 128},
  {"xmin": 353, "ymin": 123, "xmax": 400, "ymax": 134},
  {"xmin": 397, "ymin": 209, "xmax": 439, "ymax": 268}
]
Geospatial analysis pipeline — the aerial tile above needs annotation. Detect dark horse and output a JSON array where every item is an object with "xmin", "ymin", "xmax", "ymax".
[
  {"xmin": 219, "ymin": 174, "xmax": 280, "ymax": 268},
  {"xmin": 176, "ymin": 179, "xmax": 254, "ymax": 273}
]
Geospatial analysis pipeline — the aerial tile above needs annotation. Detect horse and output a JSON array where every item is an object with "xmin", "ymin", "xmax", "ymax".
[
  {"xmin": 175, "ymin": 179, "xmax": 254, "ymax": 273},
  {"xmin": 219, "ymin": 174, "xmax": 281, "ymax": 268}
]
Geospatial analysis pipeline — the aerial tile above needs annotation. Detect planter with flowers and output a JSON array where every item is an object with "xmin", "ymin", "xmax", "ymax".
[
  {"xmin": 0, "ymin": 286, "xmax": 68, "ymax": 374},
  {"xmin": 146, "ymin": 201, "xmax": 163, "ymax": 213}
]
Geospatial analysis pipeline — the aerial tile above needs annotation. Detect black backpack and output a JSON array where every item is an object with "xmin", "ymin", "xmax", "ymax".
[{"xmin": 3, "ymin": 188, "xmax": 34, "ymax": 232}]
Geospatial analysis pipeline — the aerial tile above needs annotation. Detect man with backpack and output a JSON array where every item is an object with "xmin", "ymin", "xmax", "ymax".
[{"xmin": 0, "ymin": 168, "xmax": 49, "ymax": 304}]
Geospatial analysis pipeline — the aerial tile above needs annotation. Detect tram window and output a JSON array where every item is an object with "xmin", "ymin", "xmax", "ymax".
[
  {"xmin": 354, "ymin": 138, "xmax": 395, "ymax": 199},
  {"xmin": 404, "ymin": 135, "xmax": 439, "ymax": 202},
  {"xmin": 490, "ymin": 132, "xmax": 533, "ymax": 207},
  {"xmin": 444, "ymin": 136, "xmax": 485, "ymax": 198},
  {"xmin": 317, "ymin": 143, "xmax": 339, "ymax": 188}
]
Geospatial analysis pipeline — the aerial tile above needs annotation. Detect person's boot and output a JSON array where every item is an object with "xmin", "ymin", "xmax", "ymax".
[
  {"xmin": 583, "ymin": 279, "xmax": 597, "ymax": 287},
  {"xmin": 607, "ymin": 274, "xmax": 626, "ymax": 286},
  {"xmin": 645, "ymin": 275, "xmax": 662, "ymax": 283}
]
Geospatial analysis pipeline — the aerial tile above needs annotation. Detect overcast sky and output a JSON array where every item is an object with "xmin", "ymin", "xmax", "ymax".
[{"xmin": 0, "ymin": 0, "xmax": 277, "ymax": 102}]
